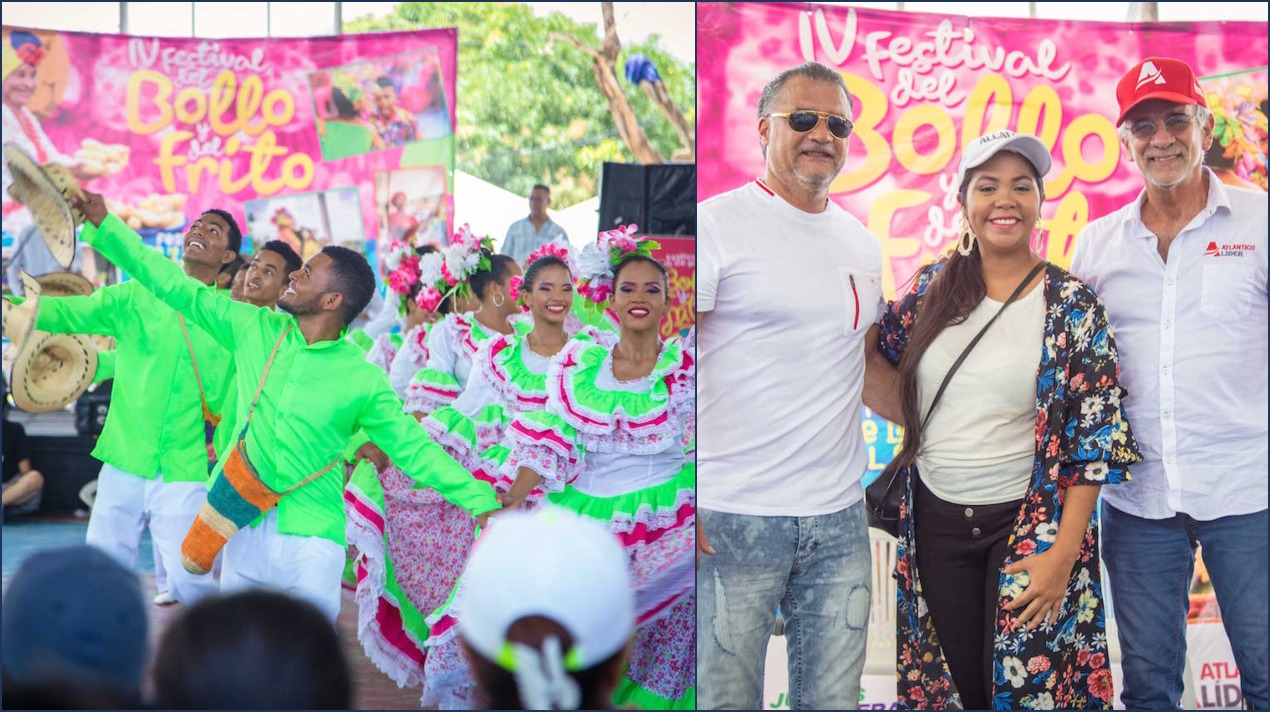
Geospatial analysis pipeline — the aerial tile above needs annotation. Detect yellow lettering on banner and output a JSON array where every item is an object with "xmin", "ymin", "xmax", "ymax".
[
  {"xmin": 209, "ymin": 71, "xmax": 237, "ymax": 136},
  {"xmin": 173, "ymin": 86, "xmax": 207, "ymax": 125},
  {"xmin": 893, "ymin": 104, "xmax": 956, "ymax": 175},
  {"xmin": 886, "ymin": 421, "xmax": 904, "ymax": 445},
  {"xmin": 1047, "ymin": 113, "xmax": 1118, "ymax": 196},
  {"xmin": 1042, "ymin": 191, "xmax": 1089, "ymax": 269},
  {"xmin": 1017, "ymin": 84, "xmax": 1063, "ymax": 151},
  {"xmin": 862, "ymin": 419, "xmax": 879, "ymax": 443},
  {"xmin": 263, "ymin": 88, "xmax": 295, "ymax": 126},
  {"xmin": 185, "ymin": 157, "xmax": 220, "ymax": 193},
  {"xmin": 127, "ymin": 70, "xmax": 173, "ymax": 134},
  {"xmin": 236, "ymin": 75, "xmax": 267, "ymax": 137},
  {"xmin": 962, "ymin": 73, "xmax": 1013, "ymax": 153},
  {"xmin": 832, "ymin": 72, "xmax": 890, "ymax": 193},
  {"xmin": 154, "ymin": 130, "xmax": 193, "ymax": 192},
  {"xmin": 868, "ymin": 189, "xmax": 927, "ymax": 298}
]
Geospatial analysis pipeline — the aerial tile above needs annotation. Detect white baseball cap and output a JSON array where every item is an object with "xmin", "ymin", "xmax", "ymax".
[
  {"xmin": 457, "ymin": 507, "xmax": 634, "ymax": 674},
  {"xmin": 955, "ymin": 130, "xmax": 1053, "ymax": 192}
]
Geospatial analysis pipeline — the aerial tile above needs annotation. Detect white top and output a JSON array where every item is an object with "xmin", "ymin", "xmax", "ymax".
[
  {"xmin": 387, "ymin": 323, "xmax": 430, "ymax": 398},
  {"xmin": 915, "ymin": 284, "xmax": 1045, "ymax": 505},
  {"xmin": 1070, "ymin": 170, "xmax": 1268, "ymax": 521},
  {"xmin": 424, "ymin": 314, "xmax": 476, "ymax": 389},
  {"xmin": 697, "ymin": 180, "xmax": 884, "ymax": 516},
  {"xmin": 450, "ymin": 337, "xmax": 551, "ymax": 418}
]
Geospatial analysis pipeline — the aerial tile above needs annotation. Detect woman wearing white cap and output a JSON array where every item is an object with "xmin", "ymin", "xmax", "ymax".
[
  {"xmin": 457, "ymin": 507, "xmax": 635, "ymax": 710},
  {"xmin": 437, "ymin": 227, "xmax": 695, "ymax": 709},
  {"xmin": 867, "ymin": 131, "xmax": 1141, "ymax": 709}
]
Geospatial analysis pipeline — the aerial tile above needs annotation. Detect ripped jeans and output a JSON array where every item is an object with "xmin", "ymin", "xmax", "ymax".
[{"xmin": 697, "ymin": 500, "xmax": 872, "ymax": 709}]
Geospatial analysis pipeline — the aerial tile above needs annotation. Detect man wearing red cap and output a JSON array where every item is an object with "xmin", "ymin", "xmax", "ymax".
[{"xmin": 1070, "ymin": 57, "xmax": 1267, "ymax": 710}]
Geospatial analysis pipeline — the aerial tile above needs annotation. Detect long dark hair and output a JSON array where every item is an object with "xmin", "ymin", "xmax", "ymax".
[
  {"xmin": 465, "ymin": 616, "xmax": 622, "ymax": 710},
  {"xmin": 894, "ymin": 157, "xmax": 1044, "ymax": 468}
]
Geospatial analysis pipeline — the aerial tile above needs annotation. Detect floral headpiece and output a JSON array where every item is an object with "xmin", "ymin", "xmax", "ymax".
[
  {"xmin": 576, "ymin": 224, "xmax": 659, "ymax": 308},
  {"xmin": 270, "ymin": 207, "xmax": 295, "ymax": 228},
  {"xmin": 511, "ymin": 243, "xmax": 576, "ymax": 310},
  {"xmin": 1206, "ymin": 87, "xmax": 1268, "ymax": 190},
  {"xmin": 440, "ymin": 223, "xmax": 495, "ymax": 305}
]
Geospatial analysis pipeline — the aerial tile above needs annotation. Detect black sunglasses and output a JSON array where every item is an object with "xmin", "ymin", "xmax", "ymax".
[{"xmin": 768, "ymin": 111, "xmax": 853, "ymax": 139}]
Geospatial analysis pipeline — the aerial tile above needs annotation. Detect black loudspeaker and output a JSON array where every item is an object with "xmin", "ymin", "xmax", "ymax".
[
  {"xmin": 75, "ymin": 391, "xmax": 111, "ymax": 436},
  {"xmin": 598, "ymin": 163, "xmax": 696, "ymax": 237}
]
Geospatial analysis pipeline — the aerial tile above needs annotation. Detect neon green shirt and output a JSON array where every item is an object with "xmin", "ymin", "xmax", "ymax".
[
  {"xmin": 83, "ymin": 214, "xmax": 500, "ymax": 544},
  {"xmin": 10, "ymin": 275, "xmax": 231, "ymax": 483}
]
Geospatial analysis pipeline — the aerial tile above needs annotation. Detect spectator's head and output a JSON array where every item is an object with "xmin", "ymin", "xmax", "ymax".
[
  {"xmin": 218, "ymin": 252, "xmax": 247, "ymax": 292},
  {"xmin": 152, "ymin": 590, "xmax": 352, "ymax": 709},
  {"xmin": 1, "ymin": 545, "xmax": 148, "ymax": 704},
  {"xmin": 756, "ymin": 62, "xmax": 853, "ymax": 190},
  {"xmin": 458, "ymin": 507, "xmax": 634, "ymax": 710},
  {"xmin": 277, "ymin": 245, "xmax": 375, "ymax": 327},
  {"xmin": 242, "ymin": 240, "xmax": 302, "ymax": 308},
  {"xmin": 529, "ymin": 184, "xmax": 551, "ymax": 219}
]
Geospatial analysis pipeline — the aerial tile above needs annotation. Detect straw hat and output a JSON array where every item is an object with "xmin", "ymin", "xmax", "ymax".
[
  {"xmin": 9, "ymin": 330, "xmax": 97, "ymax": 413},
  {"xmin": 35, "ymin": 271, "xmax": 93, "ymax": 298},
  {"xmin": 2, "ymin": 271, "xmax": 42, "ymax": 354},
  {"xmin": 4, "ymin": 142, "xmax": 82, "ymax": 270}
]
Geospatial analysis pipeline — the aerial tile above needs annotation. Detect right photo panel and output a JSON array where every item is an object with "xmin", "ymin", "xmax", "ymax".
[{"xmin": 695, "ymin": 2, "xmax": 1268, "ymax": 710}]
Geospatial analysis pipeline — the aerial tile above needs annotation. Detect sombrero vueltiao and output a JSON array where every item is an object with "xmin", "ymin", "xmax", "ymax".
[
  {"xmin": 4, "ymin": 142, "xmax": 82, "ymax": 270},
  {"xmin": 3, "ymin": 271, "xmax": 98, "ymax": 412},
  {"xmin": 35, "ymin": 271, "xmax": 93, "ymax": 298}
]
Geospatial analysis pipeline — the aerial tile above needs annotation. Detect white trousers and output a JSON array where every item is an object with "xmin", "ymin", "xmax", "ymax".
[
  {"xmin": 220, "ymin": 509, "xmax": 345, "ymax": 623},
  {"xmin": 85, "ymin": 463, "xmax": 220, "ymax": 605}
]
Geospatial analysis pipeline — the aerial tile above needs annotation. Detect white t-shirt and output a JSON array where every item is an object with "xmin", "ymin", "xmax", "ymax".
[
  {"xmin": 697, "ymin": 180, "xmax": 884, "ymax": 516},
  {"xmin": 1070, "ymin": 170, "xmax": 1268, "ymax": 521},
  {"xmin": 915, "ymin": 283, "xmax": 1045, "ymax": 505}
]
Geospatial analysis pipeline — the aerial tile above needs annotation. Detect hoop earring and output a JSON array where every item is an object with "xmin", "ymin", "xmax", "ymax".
[
  {"xmin": 957, "ymin": 219, "xmax": 977, "ymax": 257},
  {"xmin": 492, "ymin": 291, "xmax": 505, "ymax": 308}
]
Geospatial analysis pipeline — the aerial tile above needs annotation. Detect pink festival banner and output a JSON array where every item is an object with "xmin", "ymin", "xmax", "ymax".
[
  {"xmin": 2, "ymin": 26, "xmax": 458, "ymax": 284},
  {"xmin": 698, "ymin": 2, "xmax": 1268, "ymax": 301}
]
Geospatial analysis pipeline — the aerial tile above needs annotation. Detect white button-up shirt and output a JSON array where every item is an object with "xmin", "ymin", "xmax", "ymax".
[{"xmin": 1070, "ymin": 169, "xmax": 1268, "ymax": 521}]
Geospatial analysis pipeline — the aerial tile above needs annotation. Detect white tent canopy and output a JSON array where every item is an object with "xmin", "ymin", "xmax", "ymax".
[{"xmin": 453, "ymin": 171, "xmax": 599, "ymax": 255}]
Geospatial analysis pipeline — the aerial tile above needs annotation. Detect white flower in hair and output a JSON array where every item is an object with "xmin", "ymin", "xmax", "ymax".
[
  {"xmin": 418, "ymin": 251, "xmax": 444, "ymax": 289},
  {"xmin": 577, "ymin": 242, "xmax": 613, "ymax": 283},
  {"xmin": 444, "ymin": 242, "xmax": 482, "ymax": 282}
]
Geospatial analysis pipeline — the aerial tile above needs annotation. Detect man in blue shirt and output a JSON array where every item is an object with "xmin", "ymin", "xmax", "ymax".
[{"xmin": 499, "ymin": 184, "xmax": 569, "ymax": 265}]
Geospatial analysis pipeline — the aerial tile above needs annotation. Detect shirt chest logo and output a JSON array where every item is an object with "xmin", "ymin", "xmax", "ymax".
[{"xmin": 1204, "ymin": 241, "xmax": 1256, "ymax": 258}]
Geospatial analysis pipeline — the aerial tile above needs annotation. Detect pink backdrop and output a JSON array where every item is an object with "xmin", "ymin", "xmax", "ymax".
[{"xmin": 698, "ymin": 3, "xmax": 1268, "ymax": 299}]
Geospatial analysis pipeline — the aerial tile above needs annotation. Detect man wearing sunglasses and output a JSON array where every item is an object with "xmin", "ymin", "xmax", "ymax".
[
  {"xmin": 1070, "ymin": 57, "xmax": 1268, "ymax": 710},
  {"xmin": 697, "ymin": 61, "xmax": 883, "ymax": 709}
]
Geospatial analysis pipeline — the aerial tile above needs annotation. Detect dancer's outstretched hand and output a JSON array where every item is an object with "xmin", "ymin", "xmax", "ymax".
[{"xmin": 70, "ymin": 190, "xmax": 108, "ymax": 227}]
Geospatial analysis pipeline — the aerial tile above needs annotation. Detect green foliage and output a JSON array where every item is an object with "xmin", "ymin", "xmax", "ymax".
[{"xmin": 345, "ymin": 2, "xmax": 695, "ymax": 207}]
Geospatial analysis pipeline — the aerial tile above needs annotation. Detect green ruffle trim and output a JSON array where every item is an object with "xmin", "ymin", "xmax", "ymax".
[
  {"xmin": 492, "ymin": 336, "xmax": 549, "ymax": 394},
  {"xmin": 548, "ymin": 462, "xmax": 695, "ymax": 521},
  {"xmin": 413, "ymin": 367, "xmax": 461, "ymax": 390},
  {"xmin": 476, "ymin": 444, "xmax": 510, "ymax": 468},
  {"xmin": 347, "ymin": 456, "xmax": 384, "ymax": 503},
  {"xmin": 347, "ymin": 328, "xmax": 374, "ymax": 352},
  {"xmin": 473, "ymin": 403, "xmax": 509, "ymax": 429},
  {"xmin": 388, "ymin": 333, "xmax": 403, "ymax": 349},
  {"xmin": 427, "ymin": 406, "xmax": 480, "ymax": 451},
  {"xmin": 613, "ymin": 678, "xmax": 696, "ymax": 710},
  {"xmin": 561, "ymin": 340, "xmax": 684, "ymax": 422}
]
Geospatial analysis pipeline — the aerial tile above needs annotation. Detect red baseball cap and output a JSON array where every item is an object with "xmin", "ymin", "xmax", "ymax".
[{"xmin": 1116, "ymin": 57, "xmax": 1208, "ymax": 127}]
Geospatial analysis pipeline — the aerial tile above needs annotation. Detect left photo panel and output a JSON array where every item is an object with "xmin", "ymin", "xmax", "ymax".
[{"xmin": 0, "ymin": 3, "xmax": 696, "ymax": 710}]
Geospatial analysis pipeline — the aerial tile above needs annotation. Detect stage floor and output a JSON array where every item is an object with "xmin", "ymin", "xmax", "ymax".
[{"xmin": 1, "ymin": 516, "xmax": 426, "ymax": 710}]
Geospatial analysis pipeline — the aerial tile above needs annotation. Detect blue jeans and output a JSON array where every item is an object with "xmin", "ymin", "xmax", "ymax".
[
  {"xmin": 1103, "ymin": 503, "xmax": 1268, "ymax": 710},
  {"xmin": 697, "ymin": 501, "xmax": 872, "ymax": 710}
]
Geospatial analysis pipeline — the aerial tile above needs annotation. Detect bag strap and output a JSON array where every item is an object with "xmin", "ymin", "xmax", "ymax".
[
  {"xmin": 243, "ymin": 324, "xmax": 295, "ymax": 427},
  {"xmin": 919, "ymin": 260, "xmax": 1048, "ymax": 430},
  {"xmin": 178, "ymin": 315, "xmax": 219, "ymax": 425}
]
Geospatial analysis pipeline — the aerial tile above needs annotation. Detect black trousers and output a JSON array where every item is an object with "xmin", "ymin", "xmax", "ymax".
[{"xmin": 913, "ymin": 476, "xmax": 1023, "ymax": 711}]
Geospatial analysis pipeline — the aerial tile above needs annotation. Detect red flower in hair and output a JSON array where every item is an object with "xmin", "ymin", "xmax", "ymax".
[{"xmin": 15, "ymin": 44, "xmax": 45, "ymax": 67}]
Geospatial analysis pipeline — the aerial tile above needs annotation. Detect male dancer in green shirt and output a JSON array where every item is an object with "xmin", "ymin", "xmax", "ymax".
[
  {"xmin": 4, "ymin": 209, "xmax": 240, "ymax": 606},
  {"xmin": 71, "ymin": 190, "xmax": 500, "ymax": 621}
]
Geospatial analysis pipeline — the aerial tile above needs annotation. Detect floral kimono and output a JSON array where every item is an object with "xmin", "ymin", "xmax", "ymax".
[{"xmin": 878, "ymin": 262, "xmax": 1142, "ymax": 710}]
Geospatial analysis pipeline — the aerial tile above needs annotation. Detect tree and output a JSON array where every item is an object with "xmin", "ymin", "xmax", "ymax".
[{"xmin": 345, "ymin": 3, "xmax": 695, "ymax": 207}]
